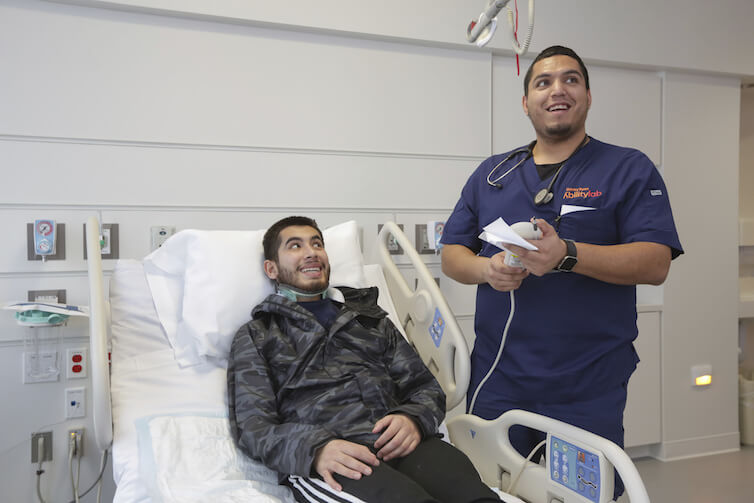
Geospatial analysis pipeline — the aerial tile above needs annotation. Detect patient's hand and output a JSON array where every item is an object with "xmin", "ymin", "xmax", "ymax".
[
  {"xmin": 314, "ymin": 439, "xmax": 379, "ymax": 491},
  {"xmin": 372, "ymin": 413, "xmax": 421, "ymax": 461}
]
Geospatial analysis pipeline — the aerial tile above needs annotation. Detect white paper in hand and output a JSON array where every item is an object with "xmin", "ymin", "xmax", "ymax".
[{"xmin": 478, "ymin": 218, "xmax": 539, "ymax": 252}]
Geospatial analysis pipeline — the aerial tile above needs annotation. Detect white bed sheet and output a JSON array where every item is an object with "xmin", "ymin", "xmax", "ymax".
[
  {"xmin": 111, "ymin": 259, "xmax": 268, "ymax": 502},
  {"xmin": 136, "ymin": 413, "xmax": 291, "ymax": 503}
]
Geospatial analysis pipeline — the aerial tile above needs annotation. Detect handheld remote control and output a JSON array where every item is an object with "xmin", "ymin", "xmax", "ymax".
[{"xmin": 503, "ymin": 221, "xmax": 542, "ymax": 268}]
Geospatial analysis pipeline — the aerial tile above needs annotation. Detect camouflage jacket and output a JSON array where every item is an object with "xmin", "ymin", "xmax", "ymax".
[{"xmin": 227, "ymin": 286, "xmax": 445, "ymax": 478}]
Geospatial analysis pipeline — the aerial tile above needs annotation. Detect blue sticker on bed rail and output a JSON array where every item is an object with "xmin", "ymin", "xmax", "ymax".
[{"xmin": 429, "ymin": 308, "xmax": 444, "ymax": 348}]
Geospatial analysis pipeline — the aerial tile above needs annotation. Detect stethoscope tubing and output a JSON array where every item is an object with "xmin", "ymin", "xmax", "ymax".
[
  {"xmin": 486, "ymin": 147, "xmax": 532, "ymax": 188},
  {"xmin": 486, "ymin": 136, "xmax": 589, "ymax": 206}
]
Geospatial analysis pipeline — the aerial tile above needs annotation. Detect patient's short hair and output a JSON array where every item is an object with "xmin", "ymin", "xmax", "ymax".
[{"xmin": 263, "ymin": 216, "xmax": 324, "ymax": 262}]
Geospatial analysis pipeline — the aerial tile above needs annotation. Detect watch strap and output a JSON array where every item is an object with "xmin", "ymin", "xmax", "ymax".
[{"xmin": 556, "ymin": 239, "xmax": 578, "ymax": 272}]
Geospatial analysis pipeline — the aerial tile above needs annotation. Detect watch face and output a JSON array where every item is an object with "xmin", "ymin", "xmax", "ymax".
[{"xmin": 559, "ymin": 256, "xmax": 578, "ymax": 272}]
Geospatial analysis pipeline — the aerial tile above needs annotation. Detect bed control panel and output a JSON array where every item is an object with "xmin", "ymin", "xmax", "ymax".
[{"xmin": 546, "ymin": 434, "xmax": 612, "ymax": 503}]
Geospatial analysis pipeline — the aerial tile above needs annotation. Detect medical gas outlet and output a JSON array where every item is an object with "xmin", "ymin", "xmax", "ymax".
[
  {"xmin": 27, "ymin": 220, "xmax": 65, "ymax": 261},
  {"xmin": 34, "ymin": 220, "xmax": 56, "ymax": 257}
]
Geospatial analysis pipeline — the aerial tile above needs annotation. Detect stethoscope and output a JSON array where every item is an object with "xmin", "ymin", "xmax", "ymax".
[{"xmin": 486, "ymin": 136, "xmax": 589, "ymax": 206}]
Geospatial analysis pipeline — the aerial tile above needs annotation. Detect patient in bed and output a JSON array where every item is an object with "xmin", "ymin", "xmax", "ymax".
[{"xmin": 228, "ymin": 216, "xmax": 500, "ymax": 503}]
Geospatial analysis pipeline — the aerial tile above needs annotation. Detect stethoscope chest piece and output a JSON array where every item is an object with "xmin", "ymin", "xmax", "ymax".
[{"xmin": 534, "ymin": 188, "xmax": 554, "ymax": 206}]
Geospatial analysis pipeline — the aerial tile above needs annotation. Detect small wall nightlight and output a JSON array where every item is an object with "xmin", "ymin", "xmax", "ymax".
[{"xmin": 691, "ymin": 364, "xmax": 712, "ymax": 387}]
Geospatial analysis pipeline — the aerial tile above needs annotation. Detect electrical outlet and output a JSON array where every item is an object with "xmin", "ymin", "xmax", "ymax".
[
  {"xmin": 151, "ymin": 226, "xmax": 176, "ymax": 251},
  {"xmin": 66, "ymin": 348, "xmax": 87, "ymax": 379},
  {"xmin": 378, "ymin": 224, "xmax": 404, "ymax": 255},
  {"xmin": 31, "ymin": 431, "xmax": 52, "ymax": 463},
  {"xmin": 65, "ymin": 387, "xmax": 86, "ymax": 418},
  {"xmin": 68, "ymin": 428, "xmax": 84, "ymax": 457}
]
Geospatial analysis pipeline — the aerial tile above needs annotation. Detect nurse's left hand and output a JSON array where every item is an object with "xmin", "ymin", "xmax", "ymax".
[
  {"xmin": 372, "ymin": 414, "xmax": 421, "ymax": 461},
  {"xmin": 506, "ymin": 219, "xmax": 567, "ymax": 276}
]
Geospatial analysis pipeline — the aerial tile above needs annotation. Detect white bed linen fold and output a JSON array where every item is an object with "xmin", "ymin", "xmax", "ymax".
[{"xmin": 136, "ymin": 414, "xmax": 293, "ymax": 503}]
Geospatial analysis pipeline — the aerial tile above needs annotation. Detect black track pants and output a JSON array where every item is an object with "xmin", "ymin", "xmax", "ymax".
[{"xmin": 286, "ymin": 437, "xmax": 500, "ymax": 503}]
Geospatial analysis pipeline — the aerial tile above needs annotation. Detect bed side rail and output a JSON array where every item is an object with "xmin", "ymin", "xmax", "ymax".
[
  {"xmin": 85, "ymin": 216, "xmax": 113, "ymax": 451},
  {"xmin": 374, "ymin": 222, "xmax": 470, "ymax": 411},
  {"xmin": 447, "ymin": 410, "xmax": 650, "ymax": 503}
]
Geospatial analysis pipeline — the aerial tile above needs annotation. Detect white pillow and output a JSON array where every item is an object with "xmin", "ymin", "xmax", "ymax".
[
  {"xmin": 143, "ymin": 221, "xmax": 367, "ymax": 367},
  {"xmin": 325, "ymin": 221, "xmax": 368, "ymax": 289}
]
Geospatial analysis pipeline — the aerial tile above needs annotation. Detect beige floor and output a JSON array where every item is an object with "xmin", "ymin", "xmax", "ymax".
[{"xmin": 616, "ymin": 445, "xmax": 754, "ymax": 502}]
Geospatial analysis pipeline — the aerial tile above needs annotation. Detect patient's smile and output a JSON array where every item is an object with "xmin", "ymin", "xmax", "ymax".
[{"xmin": 300, "ymin": 263, "xmax": 324, "ymax": 276}]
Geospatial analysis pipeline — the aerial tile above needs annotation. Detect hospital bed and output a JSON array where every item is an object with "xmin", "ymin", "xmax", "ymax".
[{"xmin": 84, "ymin": 217, "xmax": 649, "ymax": 503}]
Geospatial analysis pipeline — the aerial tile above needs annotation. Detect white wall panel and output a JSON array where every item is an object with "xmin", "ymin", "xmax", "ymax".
[
  {"xmin": 437, "ymin": 278, "xmax": 477, "ymax": 318},
  {"xmin": 0, "ymin": 140, "xmax": 479, "ymax": 210},
  {"xmin": 740, "ymin": 87, "xmax": 754, "ymax": 221},
  {"xmin": 625, "ymin": 311, "xmax": 662, "ymax": 447},
  {"xmin": 659, "ymin": 72, "xmax": 740, "ymax": 458},
  {"xmin": 0, "ymin": 1, "xmax": 490, "ymax": 157},
  {"xmin": 491, "ymin": 55, "xmax": 535, "ymax": 154},
  {"xmin": 587, "ymin": 66, "xmax": 662, "ymax": 165}
]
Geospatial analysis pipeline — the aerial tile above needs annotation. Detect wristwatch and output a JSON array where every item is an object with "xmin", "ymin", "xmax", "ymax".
[{"xmin": 556, "ymin": 239, "xmax": 578, "ymax": 272}]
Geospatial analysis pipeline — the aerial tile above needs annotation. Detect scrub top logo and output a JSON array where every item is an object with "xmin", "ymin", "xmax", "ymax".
[{"xmin": 563, "ymin": 187, "xmax": 603, "ymax": 200}]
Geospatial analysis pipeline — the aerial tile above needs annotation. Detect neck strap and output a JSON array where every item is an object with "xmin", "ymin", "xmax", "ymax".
[{"xmin": 276, "ymin": 283, "xmax": 329, "ymax": 302}]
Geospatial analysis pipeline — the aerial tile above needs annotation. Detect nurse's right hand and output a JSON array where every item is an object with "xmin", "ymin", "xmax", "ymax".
[{"xmin": 484, "ymin": 252, "xmax": 529, "ymax": 291}]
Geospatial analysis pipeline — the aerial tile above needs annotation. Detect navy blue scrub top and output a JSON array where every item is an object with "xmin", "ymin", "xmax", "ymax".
[{"xmin": 441, "ymin": 138, "xmax": 683, "ymax": 404}]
